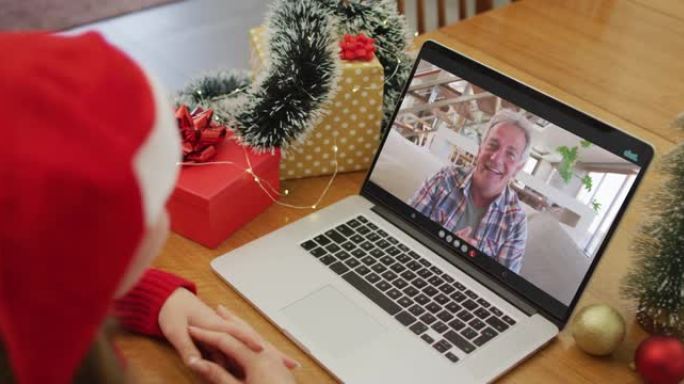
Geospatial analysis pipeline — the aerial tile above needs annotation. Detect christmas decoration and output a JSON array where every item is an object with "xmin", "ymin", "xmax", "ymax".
[
  {"xmin": 333, "ymin": 0, "xmax": 412, "ymax": 127},
  {"xmin": 250, "ymin": 25, "xmax": 383, "ymax": 179},
  {"xmin": 340, "ymin": 33, "xmax": 376, "ymax": 61},
  {"xmin": 176, "ymin": 70, "xmax": 251, "ymax": 112},
  {"xmin": 175, "ymin": 105, "xmax": 227, "ymax": 162},
  {"xmin": 177, "ymin": 0, "xmax": 412, "ymax": 151},
  {"xmin": 232, "ymin": 0, "xmax": 341, "ymax": 150},
  {"xmin": 571, "ymin": 304, "xmax": 626, "ymax": 356},
  {"xmin": 634, "ymin": 336, "xmax": 684, "ymax": 384},
  {"xmin": 167, "ymin": 131, "xmax": 281, "ymax": 248},
  {"xmin": 622, "ymin": 115, "xmax": 684, "ymax": 336}
]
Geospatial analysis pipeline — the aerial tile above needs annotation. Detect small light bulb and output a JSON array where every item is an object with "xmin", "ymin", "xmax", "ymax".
[
  {"xmin": 352, "ymin": 86, "xmax": 360, "ymax": 93},
  {"xmin": 311, "ymin": 205, "xmax": 317, "ymax": 209},
  {"xmin": 246, "ymin": 168, "xmax": 253, "ymax": 174},
  {"xmin": 333, "ymin": 145, "xmax": 338, "ymax": 152},
  {"xmin": 284, "ymin": 189, "xmax": 290, "ymax": 195},
  {"xmin": 414, "ymin": 31, "xmax": 419, "ymax": 37}
]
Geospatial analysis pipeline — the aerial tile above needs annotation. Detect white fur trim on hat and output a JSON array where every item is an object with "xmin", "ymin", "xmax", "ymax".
[{"xmin": 132, "ymin": 70, "xmax": 181, "ymax": 227}]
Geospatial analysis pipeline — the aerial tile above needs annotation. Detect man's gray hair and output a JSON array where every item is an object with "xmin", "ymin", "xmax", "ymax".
[{"xmin": 481, "ymin": 109, "xmax": 534, "ymax": 164}]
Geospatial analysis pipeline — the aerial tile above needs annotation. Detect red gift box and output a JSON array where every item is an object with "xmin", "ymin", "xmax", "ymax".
[{"xmin": 167, "ymin": 132, "xmax": 280, "ymax": 248}]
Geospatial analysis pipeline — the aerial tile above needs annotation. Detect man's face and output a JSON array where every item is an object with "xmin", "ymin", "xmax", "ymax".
[{"xmin": 472, "ymin": 122, "xmax": 527, "ymax": 199}]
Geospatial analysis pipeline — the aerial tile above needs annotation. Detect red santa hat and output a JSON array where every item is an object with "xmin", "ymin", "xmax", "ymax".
[{"xmin": 0, "ymin": 31, "xmax": 180, "ymax": 383}]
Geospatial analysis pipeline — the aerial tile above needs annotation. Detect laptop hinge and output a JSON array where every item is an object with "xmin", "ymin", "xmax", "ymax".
[{"xmin": 371, "ymin": 204, "xmax": 539, "ymax": 318}]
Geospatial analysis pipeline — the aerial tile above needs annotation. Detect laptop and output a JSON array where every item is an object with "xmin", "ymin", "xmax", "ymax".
[{"xmin": 212, "ymin": 41, "xmax": 653, "ymax": 383}]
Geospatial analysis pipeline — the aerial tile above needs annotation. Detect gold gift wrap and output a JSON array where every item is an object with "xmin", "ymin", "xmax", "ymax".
[{"xmin": 250, "ymin": 26, "xmax": 384, "ymax": 179}]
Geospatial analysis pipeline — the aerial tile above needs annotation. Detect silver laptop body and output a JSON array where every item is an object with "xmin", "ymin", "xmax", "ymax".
[{"xmin": 211, "ymin": 41, "xmax": 653, "ymax": 383}]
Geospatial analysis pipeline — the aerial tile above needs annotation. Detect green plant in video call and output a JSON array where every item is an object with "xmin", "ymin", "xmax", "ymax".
[{"xmin": 557, "ymin": 140, "xmax": 593, "ymax": 192}]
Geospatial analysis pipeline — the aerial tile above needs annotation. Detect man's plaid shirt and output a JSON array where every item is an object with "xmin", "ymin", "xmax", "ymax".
[{"xmin": 408, "ymin": 166, "xmax": 527, "ymax": 273}]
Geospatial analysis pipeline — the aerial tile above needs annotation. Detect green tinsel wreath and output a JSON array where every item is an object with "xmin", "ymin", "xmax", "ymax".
[{"xmin": 177, "ymin": 0, "xmax": 412, "ymax": 151}]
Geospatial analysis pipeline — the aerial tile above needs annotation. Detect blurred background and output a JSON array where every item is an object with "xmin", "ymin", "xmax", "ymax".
[{"xmin": 1, "ymin": 0, "xmax": 511, "ymax": 91}]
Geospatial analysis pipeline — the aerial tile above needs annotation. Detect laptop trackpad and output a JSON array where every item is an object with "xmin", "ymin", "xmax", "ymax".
[{"xmin": 281, "ymin": 285, "xmax": 386, "ymax": 357}]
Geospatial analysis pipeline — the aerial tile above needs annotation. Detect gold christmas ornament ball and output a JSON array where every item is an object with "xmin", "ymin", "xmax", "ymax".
[{"xmin": 572, "ymin": 304, "xmax": 626, "ymax": 356}]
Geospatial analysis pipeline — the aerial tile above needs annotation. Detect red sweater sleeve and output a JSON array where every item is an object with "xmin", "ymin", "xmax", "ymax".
[{"xmin": 112, "ymin": 268, "xmax": 196, "ymax": 337}]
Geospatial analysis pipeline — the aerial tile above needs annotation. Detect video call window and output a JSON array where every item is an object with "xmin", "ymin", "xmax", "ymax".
[{"xmin": 369, "ymin": 60, "xmax": 641, "ymax": 305}]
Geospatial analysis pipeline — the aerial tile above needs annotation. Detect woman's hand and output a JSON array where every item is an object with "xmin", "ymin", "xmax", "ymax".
[
  {"xmin": 158, "ymin": 288, "xmax": 298, "ymax": 372},
  {"xmin": 188, "ymin": 326, "xmax": 297, "ymax": 384}
]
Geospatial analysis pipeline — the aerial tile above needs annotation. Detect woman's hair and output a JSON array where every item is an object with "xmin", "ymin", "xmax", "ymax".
[
  {"xmin": 1, "ymin": 322, "xmax": 125, "ymax": 384},
  {"xmin": 0, "ymin": 337, "xmax": 12, "ymax": 383}
]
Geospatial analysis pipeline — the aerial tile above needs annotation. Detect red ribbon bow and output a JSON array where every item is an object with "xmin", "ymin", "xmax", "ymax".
[
  {"xmin": 339, "ymin": 33, "xmax": 376, "ymax": 61},
  {"xmin": 175, "ymin": 105, "xmax": 227, "ymax": 162}
]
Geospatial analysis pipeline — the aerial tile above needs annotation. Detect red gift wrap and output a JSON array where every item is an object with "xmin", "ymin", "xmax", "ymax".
[
  {"xmin": 167, "ymin": 131, "xmax": 280, "ymax": 248},
  {"xmin": 175, "ymin": 105, "xmax": 227, "ymax": 163}
]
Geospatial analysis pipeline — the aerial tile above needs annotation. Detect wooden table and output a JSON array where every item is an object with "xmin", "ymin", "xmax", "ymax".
[{"xmin": 115, "ymin": 0, "xmax": 684, "ymax": 382}]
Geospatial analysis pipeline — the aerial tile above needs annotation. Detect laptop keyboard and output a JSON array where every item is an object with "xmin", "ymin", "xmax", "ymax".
[{"xmin": 300, "ymin": 215, "xmax": 517, "ymax": 364}]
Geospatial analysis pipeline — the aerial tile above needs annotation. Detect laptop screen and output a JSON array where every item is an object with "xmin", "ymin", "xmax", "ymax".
[{"xmin": 362, "ymin": 42, "xmax": 653, "ymax": 324}]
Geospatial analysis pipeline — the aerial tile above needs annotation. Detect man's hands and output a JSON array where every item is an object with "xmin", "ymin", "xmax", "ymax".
[{"xmin": 158, "ymin": 288, "xmax": 298, "ymax": 383}]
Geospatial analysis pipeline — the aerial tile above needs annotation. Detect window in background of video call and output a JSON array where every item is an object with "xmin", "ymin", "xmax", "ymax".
[{"xmin": 369, "ymin": 59, "xmax": 642, "ymax": 303}]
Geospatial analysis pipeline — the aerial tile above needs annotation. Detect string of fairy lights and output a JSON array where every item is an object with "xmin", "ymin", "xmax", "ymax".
[
  {"xmin": 178, "ymin": 135, "xmax": 340, "ymax": 210},
  {"xmin": 181, "ymin": 86, "xmax": 342, "ymax": 209},
  {"xmin": 176, "ymin": 50, "xmax": 399, "ymax": 211},
  {"xmin": 175, "ymin": 0, "xmax": 416, "ymax": 209}
]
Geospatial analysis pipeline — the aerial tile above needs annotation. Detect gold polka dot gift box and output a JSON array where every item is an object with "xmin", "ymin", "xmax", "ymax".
[{"xmin": 250, "ymin": 26, "xmax": 383, "ymax": 180}]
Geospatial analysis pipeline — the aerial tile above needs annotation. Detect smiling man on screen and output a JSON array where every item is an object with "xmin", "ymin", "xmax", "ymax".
[{"xmin": 408, "ymin": 109, "xmax": 531, "ymax": 273}]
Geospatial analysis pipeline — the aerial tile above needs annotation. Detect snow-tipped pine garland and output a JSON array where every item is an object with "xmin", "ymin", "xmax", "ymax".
[
  {"xmin": 177, "ymin": 0, "xmax": 411, "ymax": 151},
  {"xmin": 176, "ymin": 70, "xmax": 251, "ymax": 109},
  {"xmin": 233, "ymin": 0, "xmax": 340, "ymax": 150}
]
